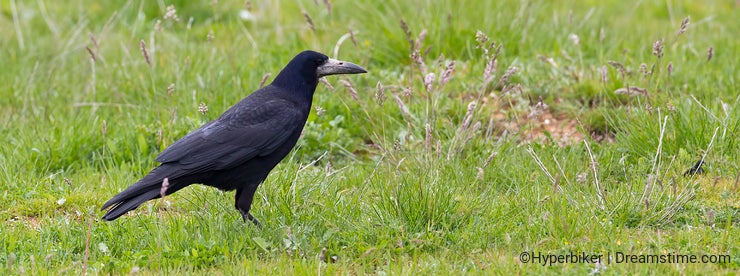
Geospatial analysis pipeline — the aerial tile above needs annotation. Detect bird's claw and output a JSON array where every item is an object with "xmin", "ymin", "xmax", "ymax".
[{"xmin": 242, "ymin": 212, "xmax": 262, "ymax": 228}]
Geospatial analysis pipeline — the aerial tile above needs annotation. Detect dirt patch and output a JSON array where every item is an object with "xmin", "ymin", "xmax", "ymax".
[
  {"xmin": 7, "ymin": 216, "xmax": 42, "ymax": 230},
  {"xmin": 489, "ymin": 106, "xmax": 585, "ymax": 146}
]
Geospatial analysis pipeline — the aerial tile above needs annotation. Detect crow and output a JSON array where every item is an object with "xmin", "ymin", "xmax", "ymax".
[
  {"xmin": 683, "ymin": 159, "xmax": 705, "ymax": 177},
  {"xmin": 101, "ymin": 50, "xmax": 367, "ymax": 225}
]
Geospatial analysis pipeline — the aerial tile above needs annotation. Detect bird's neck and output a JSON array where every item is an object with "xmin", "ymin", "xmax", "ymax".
[{"xmin": 271, "ymin": 74, "xmax": 318, "ymax": 103}]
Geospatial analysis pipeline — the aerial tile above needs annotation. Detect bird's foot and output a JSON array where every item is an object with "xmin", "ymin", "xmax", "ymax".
[{"xmin": 242, "ymin": 212, "xmax": 262, "ymax": 228}]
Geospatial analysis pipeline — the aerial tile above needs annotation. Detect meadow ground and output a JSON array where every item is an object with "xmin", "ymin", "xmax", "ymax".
[{"xmin": 1, "ymin": 0, "xmax": 739, "ymax": 274}]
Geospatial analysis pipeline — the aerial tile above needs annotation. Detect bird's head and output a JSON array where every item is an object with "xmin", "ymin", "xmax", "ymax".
[{"xmin": 273, "ymin": 50, "xmax": 367, "ymax": 90}]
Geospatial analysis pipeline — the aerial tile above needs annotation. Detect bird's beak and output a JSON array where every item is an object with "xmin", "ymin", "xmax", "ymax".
[{"xmin": 317, "ymin": 58, "xmax": 367, "ymax": 78}]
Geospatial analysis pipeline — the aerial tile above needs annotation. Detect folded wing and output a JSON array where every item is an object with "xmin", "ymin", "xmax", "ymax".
[{"xmin": 156, "ymin": 99, "xmax": 303, "ymax": 172}]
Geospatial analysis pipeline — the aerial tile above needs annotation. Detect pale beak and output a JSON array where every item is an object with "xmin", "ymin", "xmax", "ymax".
[{"xmin": 317, "ymin": 58, "xmax": 367, "ymax": 77}]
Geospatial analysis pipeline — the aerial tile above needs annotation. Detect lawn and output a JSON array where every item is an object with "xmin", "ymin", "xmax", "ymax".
[{"xmin": 1, "ymin": 0, "xmax": 739, "ymax": 274}]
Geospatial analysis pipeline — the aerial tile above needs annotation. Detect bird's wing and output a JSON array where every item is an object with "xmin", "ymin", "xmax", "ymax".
[{"xmin": 156, "ymin": 99, "xmax": 304, "ymax": 171}]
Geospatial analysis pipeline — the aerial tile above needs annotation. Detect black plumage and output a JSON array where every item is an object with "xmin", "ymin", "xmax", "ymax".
[
  {"xmin": 683, "ymin": 159, "xmax": 705, "ymax": 177},
  {"xmin": 101, "ymin": 51, "xmax": 366, "ymax": 225}
]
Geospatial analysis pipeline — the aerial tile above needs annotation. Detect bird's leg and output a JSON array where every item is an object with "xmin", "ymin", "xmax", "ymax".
[{"xmin": 235, "ymin": 186, "xmax": 261, "ymax": 227}]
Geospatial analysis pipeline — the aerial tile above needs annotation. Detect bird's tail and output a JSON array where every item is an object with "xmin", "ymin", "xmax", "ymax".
[{"xmin": 101, "ymin": 166, "xmax": 189, "ymax": 221}]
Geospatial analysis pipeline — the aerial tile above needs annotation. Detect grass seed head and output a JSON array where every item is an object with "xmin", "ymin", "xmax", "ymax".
[
  {"xmin": 652, "ymin": 38, "xmax": 664, "ymax": 58},
  {"xmin": 576, "ymin": 173, "xmax": 587, "ymax": 183},
  {"xmin": 608, "ymin": 61, "xmax": 626, "ymax": 79},
  {"xmin": 319, "ymin": 78, "xmax": 334, "ymax": 90},
  {"xmin": 89, "ymin": 32, "xmax": 99, "ymax": 49},
  {"xmin": 401, "ymin": 86, "xmax": 412, "ymax": 97},
  {"xmin": 707, "ymin": 46, "xmax": 713, "ymax": 62},
  {"xmin": 483, "ymin": 58, "xmax": 497, "ymax": 85},
  {"xmin": 207, "ymin": 30, "xmax": 215, "ymax": 42},
  {"xmin": 315, "ymin": 106, "xmax": 325, "ymax": 116},
  {"xmin": 85, "ymin": 46, "xmax": 96, "ymax": 62},
  {"xmin": 499, "ymin": 66, "xmax": 519, "ymax": 86},
  {"xmin": 460, "ymin": 101, "xmax": 477, "ymax": 131},
  {"xmin": 259, "ymin": 73, "xmax": 271, "ymax": 88},
  {"xmin": 167, "ymin": 83, "xmax": 175, "ymax": 95},
  {"xmin": 417, "ymin": 29, "xmax": 428, "ymax": 49},
  {"xmin": 339, "ymin": 79, "xmax": 359, "ymax": 102},
  {"xmin": 325, "ymin": 161, "xmax": 332, "ymax": 176},
  {"xmin": 475, "ymin": 30, "xmax": 490, "ymax": 54},
  {"xmin": 639, "ymin": 63, "xmax": 650, "ymax": 77},
  {"xmin": 425, "ymin": 123, "xmax": 432, "ymax": 149},
  {"xmin": 394, "ymin": 95, "xmax": 409, "ymax": 116},
  {"xmin": 424, "ymin": 73, "xmax": 435, "ymax": 92},
  {"xmin": 411, "ymin": 49, "xmax": 427, "ymax": 74},
  {"xmin": 400, "ymin": 19, "xmax": 414, "ymax": 52},
  {"xmin": 349, "ymin": 29, "xmax": 357, "ymax": 46},
  {"xmin": 482, "ymin": 151, "xmax": 498, "ymax": 169},
  {"xmin": 439, "ymin": 60, "xmax": 455, "ymax": 87},
  {"xmin": 569, "ymin": 33, "xmax": 579, "ymax": 46},
  {"xmin": 164, "ymin": 5, "xmax": 180, "ymax": 22},
  {"xmin": 322, "ymin": 0, "xmax": 331, "ymax": 15},
  {"xmin": 154, "ymin": 20, "xmax": 162, "ymax": 32},
  {"xmin": 198, "ymin": 102, "xmax": 208, "ymax": 114},
  {"xmin": 139, "ymin": 40, "xmax": 150, "ymax": 66},
  {"xmin": 678, "ymin": 16, "xmax": 690, "ymax": 36},
  {"xmin": 374, "ymin": 81, "xmax": 386, "ymax": 104},
  {"xmin": 302, "ymin": 11, "xmax": 315, "ymax": 33},
  {"xmin": 601, "ymin": 65, "xmax": 607, "ymax": 84}
]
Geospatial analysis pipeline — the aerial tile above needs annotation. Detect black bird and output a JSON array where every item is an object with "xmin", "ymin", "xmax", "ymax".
[
  {"xmin": 683, "ymin": 159, "xmax": 705, "ymax": 177},
  {"xmin": 101, "ymin": 51, "xmax": 367, "ymax": 225}
]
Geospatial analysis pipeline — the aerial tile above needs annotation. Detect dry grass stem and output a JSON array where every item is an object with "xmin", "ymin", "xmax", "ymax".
[
  {"xmin": 584, "ymin": 140, "xmax": 606, "ymax": 209},
  {"xmin": 614, "ymin": 86, "xmax": 648, "ymax": 96},
  {"xmin": 527, "ymin": 146, "xmax": 556, "ymax": 184}
]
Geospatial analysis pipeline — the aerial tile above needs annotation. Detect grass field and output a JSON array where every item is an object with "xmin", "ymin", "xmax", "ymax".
[{"xmin": 1, "ymin": 0, "xmax": 739, "ymax": 274}]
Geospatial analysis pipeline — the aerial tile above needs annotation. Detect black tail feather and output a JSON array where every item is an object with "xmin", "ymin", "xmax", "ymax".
[
  {"xmin": 102, "ymin": 188, "xmax": 162, "ymax": 221},
  {"xmin": 101, "ymin": 165, "xmax": 190, "ymax": 221}
]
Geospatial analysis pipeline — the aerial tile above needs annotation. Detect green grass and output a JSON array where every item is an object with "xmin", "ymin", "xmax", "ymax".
[{"xmin": 1, "ymin": 0, "xmax": 739, "ymax": 274}]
